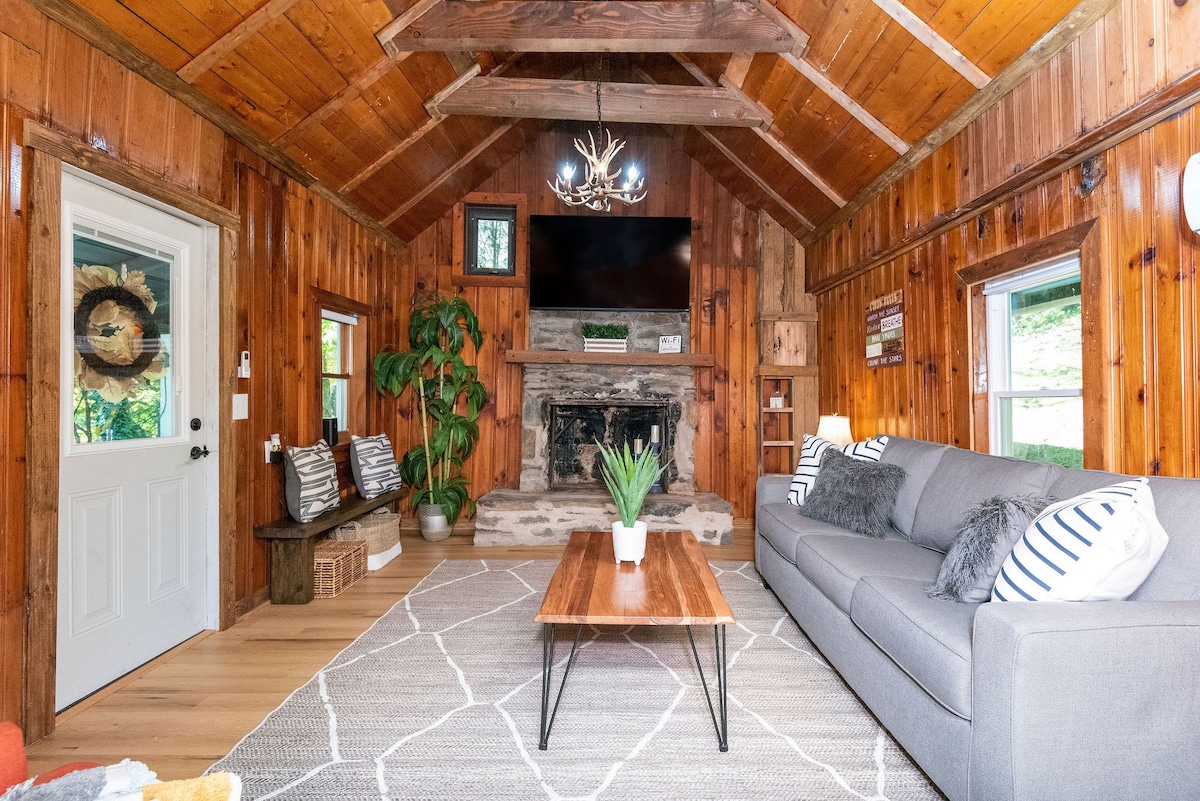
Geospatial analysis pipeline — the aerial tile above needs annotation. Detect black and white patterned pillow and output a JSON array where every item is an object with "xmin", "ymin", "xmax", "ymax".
[
  {"xmin": 284, "ymin": 440, "xmax": 339, "ymax": 523},
  {"xmin": 350, "ymin": 433, "xmax": 402, "ymax": 500},
  {"xmin": 786, "ymin": 433, "xmax": 889, "ymax": 506}
]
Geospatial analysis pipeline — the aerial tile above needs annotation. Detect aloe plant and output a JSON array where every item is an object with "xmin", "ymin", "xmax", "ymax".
[
  {"xmin": 595, "ymin": 441, "xmax": 667, "ymax": 528},
  {"xmin": 374, "ymin": 293, "xmax": 487, "ymax": 524}
]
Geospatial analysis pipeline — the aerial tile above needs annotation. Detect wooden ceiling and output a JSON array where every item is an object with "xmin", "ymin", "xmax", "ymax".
[{"xmin": 39, "ymin": 0, "xmax": 1113, "ymax": 244}]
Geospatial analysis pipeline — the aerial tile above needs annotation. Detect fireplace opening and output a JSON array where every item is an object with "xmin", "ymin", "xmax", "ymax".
[{"xmin": 547, "ymin": 400, "xmax": 676, "ymax": 491}]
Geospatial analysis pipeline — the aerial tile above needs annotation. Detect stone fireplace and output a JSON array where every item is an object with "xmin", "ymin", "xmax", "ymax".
[{"xmin": 474, "ymin": 310, "xmax": 732, "ymax": 545}]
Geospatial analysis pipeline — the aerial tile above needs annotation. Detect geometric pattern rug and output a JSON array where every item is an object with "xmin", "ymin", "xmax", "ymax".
[{"xmin": 209, "ymin": 560, "xmax": 945, "ymax": 800}]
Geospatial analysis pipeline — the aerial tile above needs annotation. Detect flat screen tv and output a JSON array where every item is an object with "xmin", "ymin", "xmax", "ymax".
[{"xmin": 528, "ymin": 215, "xmax": 692, "ymax": 311}]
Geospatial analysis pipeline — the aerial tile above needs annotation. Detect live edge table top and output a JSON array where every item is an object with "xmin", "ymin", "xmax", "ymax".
[{"xmin": 535, "ymin": 530, "xmax": 735, "ymax": 626}]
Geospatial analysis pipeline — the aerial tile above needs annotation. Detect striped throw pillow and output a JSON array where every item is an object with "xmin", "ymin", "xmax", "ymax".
[
  {"xmin": 350, "ymin": 433, "xmax": 402, "ymax": 500},
  {"xmin": 991, "ymin": 478, "xmax": 1169, "ymax": 603},
  {"xmin": 284, "ymin": 440, "xmax": 340, "ymax": 523},
  {"xmin": 786, "ymin": 433, "xmax": 889, "ymax": 506}
]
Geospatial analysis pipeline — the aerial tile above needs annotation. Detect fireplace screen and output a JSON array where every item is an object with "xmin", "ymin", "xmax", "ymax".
[{"xmin": 547, "ymin": 401, "xmax": 671, "ymax": 491}]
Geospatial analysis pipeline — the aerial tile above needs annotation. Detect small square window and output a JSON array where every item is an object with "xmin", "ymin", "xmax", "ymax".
[{"xmin": 465, "ymin": 204, "xmax": 516, "ymax": 276}]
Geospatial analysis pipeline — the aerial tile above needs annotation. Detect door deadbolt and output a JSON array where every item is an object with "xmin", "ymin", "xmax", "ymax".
[{"xmin": 190, "ymin": 418, "xmax": 202, "ymax": 431}]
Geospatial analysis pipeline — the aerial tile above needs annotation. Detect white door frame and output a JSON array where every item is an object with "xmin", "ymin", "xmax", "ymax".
[{"xmin": 23, "ymin": 121, "xmax": 240, "ymax": 739}]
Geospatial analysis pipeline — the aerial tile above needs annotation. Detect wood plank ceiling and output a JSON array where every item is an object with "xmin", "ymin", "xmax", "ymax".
[{"xmin": 44, "ymin": 0, "xmax": 1101, "ymax": 243}]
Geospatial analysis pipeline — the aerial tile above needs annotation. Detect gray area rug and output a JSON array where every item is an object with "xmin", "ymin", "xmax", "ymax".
[{"xmin": 211, "ymin": 560, "xmax": 944, "ymax": 800}]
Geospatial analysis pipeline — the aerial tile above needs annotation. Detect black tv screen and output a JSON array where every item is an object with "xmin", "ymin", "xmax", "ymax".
[{"xmin": 528, "ymin": 215, "xmax": 692, "ymax": 311}]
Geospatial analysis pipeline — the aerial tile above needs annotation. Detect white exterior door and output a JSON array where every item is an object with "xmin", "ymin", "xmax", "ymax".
[{"xmin": 57, "ymin": 172, "xmax": 214, "ymax": 711}]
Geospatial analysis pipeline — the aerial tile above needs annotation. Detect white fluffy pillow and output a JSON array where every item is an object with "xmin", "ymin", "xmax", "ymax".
[
  {"xmin": 991, "ymin": 478, "xmax": 1168, "ymax": 602},
  {"xmin": 786, "ymin": 433, "xmax": 889, "ymax": 506}
]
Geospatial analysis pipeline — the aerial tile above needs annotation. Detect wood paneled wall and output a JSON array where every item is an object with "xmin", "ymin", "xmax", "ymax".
[
  {"xmin": 399, "ymin": 126, "xmax": 764, "ymax": 515},
  {"xmin": 812, "ymin": 100, "xmax": 1200, "ymax": 479},
  {"xmin": 0, "ymin": 0, "xmax": 407, "ymax": 729}
]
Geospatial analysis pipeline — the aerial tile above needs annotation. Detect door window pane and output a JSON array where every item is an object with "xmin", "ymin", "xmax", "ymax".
[{"xmin": 71, "ymin": 228, "xmax": 173, "ymax": 443}]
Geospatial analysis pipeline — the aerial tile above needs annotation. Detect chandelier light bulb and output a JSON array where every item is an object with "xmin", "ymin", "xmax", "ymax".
[
  {"xmin": 548, "ymin": 128, "xmax": 647, "ymax": 212},
  {"xmin": 562, "ymin": 164, "xmax": 575, "ymax": 182}
]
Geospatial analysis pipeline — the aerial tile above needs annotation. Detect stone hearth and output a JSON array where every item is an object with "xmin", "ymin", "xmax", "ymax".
[{"xmin": 474, "ymin": 310, "xmax": 733, "ymax": 546}]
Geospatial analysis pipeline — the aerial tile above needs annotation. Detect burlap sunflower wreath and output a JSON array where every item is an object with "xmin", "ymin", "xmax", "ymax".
[{"xmin": 73, "ymin": 264, "xmax": 166, "ymax": 402}]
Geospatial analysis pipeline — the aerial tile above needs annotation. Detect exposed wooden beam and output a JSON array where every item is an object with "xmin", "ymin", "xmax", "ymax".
[
  {"xmin": 24, "ymin": 0, "xmax": 405, "ymax": 249},
  {"xmin": 384, "ymin": 123, "xmax": 515, "ymax": 225},
  {"xmin": 273, "ymin": 54, "xmax": 410, "ymax": 148},
  {"xmin": 177, "ymin": 0, "xmax": 302, "ymax": 83},
  {"xmin": 871, "ymin": 0, "xmax": 990, "ymax": 89},
  {"xmin": 670, "ymin": 55, "xmax": 844, "ymax": 207},
  {"xmin": 801, "ymin": 0, "xmax": 1124, "ymax": 247},
  {"xmin": 695, "ymin": 127, "xmax": 813, "ymax": 231},
  {"xmin": 376, "ymin": 0, "xmax": 442, "ymax": 55},
  {"xmin": 741, "ymin": 0, "xmax": 809, "ymax": 57},
  {"xmin": 378, "ymin": 1, "xmax": 799, "ymax": 56},
  {"xmin": 781, "ymin": 53, "xmax": 909, "ymax": 154},
  {"xmin": 436, "ymin": 77, "xmax": 766, "ymax": 127},
  {"xmin": 723, "ymin": 52, "xmax": 755, "ymax": 88},
  {"xmin": 424, "ymin": 63, "xmax": 483, "ymax": 116}
]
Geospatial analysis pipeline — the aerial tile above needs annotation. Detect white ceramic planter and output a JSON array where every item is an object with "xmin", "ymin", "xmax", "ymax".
[
  {"xmin": 584, "ymin": 337, "xmax": 628, "ymax": 353},
  {"xmin": 612, "ymin": 520, "xmax": 648, "ymax": 565},
  {"xmin": 417, "ymin": 503, "xmax": 452, "ymax": 542}
]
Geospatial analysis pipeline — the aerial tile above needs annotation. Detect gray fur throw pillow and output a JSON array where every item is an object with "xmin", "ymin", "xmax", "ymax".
[
  {"xmin": 928, "ymin": 494, "xmax": 1055, "ymax": 603},
  {"xmin": 797, "ymin": 448, "xmax": 907, "ymax": 538}
]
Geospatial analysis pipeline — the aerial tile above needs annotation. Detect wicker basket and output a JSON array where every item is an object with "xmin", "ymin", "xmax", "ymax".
[
  {"xmin": 313, "ymin": 539, "xmax": 367, "ymax": 598},
  {"xmin": 335, "ymin": 507, "xmax": 401, "ymax": 570}
]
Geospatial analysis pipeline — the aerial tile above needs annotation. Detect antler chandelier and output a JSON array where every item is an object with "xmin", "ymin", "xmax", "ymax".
[{"xmin": 548, "ymin": 78, "xmax": 646, "ymax": 211}]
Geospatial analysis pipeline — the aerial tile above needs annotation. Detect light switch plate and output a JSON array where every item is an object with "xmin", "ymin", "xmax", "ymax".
[
  {"xmin": 658, "ymin": 335, "xmax": 682, "ymax": 353},
  {"xmin": 232, "ymin": 393, "xmax": 249, "ymax": 420}
]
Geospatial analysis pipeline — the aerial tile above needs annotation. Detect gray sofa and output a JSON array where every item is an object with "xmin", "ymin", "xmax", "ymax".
[{"xmin": 754, "ymin": 437, "xmax": 1200, "ymax": 801}]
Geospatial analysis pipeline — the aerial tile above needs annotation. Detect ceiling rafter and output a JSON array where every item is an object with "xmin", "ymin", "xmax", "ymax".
[
  {"xmin": 273, "ymin": 54, "xmax": 412, "ymax": 149},
  {"xmin": 669, "ymin": 55, "xmax": 845, "ymax": 207},
  {"xmin": 377, "ymin": 1, "xmax": 804, "ymax": 57},
  {"xmin": 384, "ymin": 122, "xmax": 515, "ymax": 225},
  {"xmin": 741, "ymin": 0, "xmax": 809, "ymax": 57},
  {"xmin": 434, "ymin": 77, "xmax": 767, "ymax": 127},
  {"xmin": 870, "ymin": 0, "xmax": 990, "ymax": 89},
  {"xmin": 177, "ymin": 0, "xmax": 302, "ymax": 83},
  {"xmin": 424, "ymin": 63, "xmax": 484, "ymax": 116},
  {"xmin": 780, "ymin": 53, "xmax": 910, "ymax": 154},
  {"xmin": 695, "ymin": 127, "xmax": 814, "ymax": 231}
]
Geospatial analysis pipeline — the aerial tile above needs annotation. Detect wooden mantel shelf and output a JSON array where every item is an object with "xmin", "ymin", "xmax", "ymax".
[{"xmin": 506, "ymin": 349, "xmax": 715, "ymax": 367}]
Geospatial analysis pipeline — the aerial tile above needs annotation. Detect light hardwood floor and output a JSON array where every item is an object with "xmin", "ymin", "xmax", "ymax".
[{"xmin": 26, "ymin": 523, "xmax": 756, "ymax": 780}]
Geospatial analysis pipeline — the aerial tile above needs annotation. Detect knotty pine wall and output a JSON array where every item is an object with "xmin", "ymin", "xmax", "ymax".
[
  {"xmin": 399, "ymin": 126, "xmax": 764, "ymax": 517},
  {"xmin": 0, "ymin": 0, "xmax": 406, "ymax": 728},
  {"xmin": 807, "ymin": 0, "xmax": 1200, "ymax": 478}
]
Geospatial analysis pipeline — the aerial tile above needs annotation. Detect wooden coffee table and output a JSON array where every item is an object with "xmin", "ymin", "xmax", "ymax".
[{"xmin": 535, "ymin": 530, "xmax": 735, "ymax": 751}]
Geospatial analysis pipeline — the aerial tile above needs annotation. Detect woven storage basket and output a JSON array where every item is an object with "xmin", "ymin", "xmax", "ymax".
[
  {"xmin": 334, "ymin": 507, "xmax": 400, "ymax": 557},
  {"xmin": 313, "ymin": 539, "xmax": 367, "ymax": 598}
]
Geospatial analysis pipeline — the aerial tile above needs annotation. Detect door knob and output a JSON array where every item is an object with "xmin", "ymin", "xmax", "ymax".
[{"xmin": 190, "ymin": 445, "xmax": 210, "ymax": 460}]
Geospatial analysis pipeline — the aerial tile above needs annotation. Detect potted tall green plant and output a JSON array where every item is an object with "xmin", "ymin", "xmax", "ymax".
[
  {"xmin": 595, "ymin": 441, "xmax": 667, "ymax": 566},
  {"xmin": 375, "ymin": 293, "xmax": 487, "ymax": 541}
]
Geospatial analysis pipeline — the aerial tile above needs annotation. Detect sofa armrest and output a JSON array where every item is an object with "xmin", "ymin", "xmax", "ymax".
[
  {"xmin": 755, "ymin": 474, "xmax": 792, "ymax": 510},
  {"xmin": 970, "ymin": 600, "xmax": 1200, "ymax": 801}
]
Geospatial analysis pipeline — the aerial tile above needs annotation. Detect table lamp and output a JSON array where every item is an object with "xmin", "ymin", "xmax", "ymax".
[{"xmin": 816, "ymin": 414, "xmax": 853, "ymax": 446}]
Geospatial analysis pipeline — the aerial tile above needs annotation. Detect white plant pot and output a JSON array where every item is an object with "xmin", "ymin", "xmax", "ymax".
[
  {"xmin": 584, "ymin": 337, "xmax": 628, "ymax": 353},
  {"xmin": 612, "ymin": 520, "xmax": 648, "ymax": 565},
  {"xmin": 417, "ymin": 503, "xmax": 452, "ymax": 542}
]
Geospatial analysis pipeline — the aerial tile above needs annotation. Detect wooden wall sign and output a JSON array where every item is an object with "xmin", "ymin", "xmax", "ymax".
[{"xmin": 866, "ymin": 290, "xmax": 904, "ymax": 368}]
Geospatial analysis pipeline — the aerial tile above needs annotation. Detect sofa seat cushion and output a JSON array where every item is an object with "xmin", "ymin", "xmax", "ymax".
[
  {"xmin": 851, "ymin": 576, "xmax": 978, "ymax": 720},
  {"xmin": 793, "ymin": 534, "xmax": 944, "ymax": 615},
  {"xmin": 757, "ymin": 503, "xmax": 859, "ymax": 564}
]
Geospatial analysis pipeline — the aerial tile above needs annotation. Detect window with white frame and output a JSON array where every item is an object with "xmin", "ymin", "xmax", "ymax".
[
  {"xmin": 320, "ymin": 307, "xmax": 357, "ymax": 439},
  {"xmin": 984, "ymin": 254, "xmax": 1083, "ymax": 468}
]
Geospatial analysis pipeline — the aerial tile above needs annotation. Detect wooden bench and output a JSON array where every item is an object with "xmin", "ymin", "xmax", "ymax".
[{"xmin": 254, "ymin": 488, "xmax": 404, "ymax": 604}]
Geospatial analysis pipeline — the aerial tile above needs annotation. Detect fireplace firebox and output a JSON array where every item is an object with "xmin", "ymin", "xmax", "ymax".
[{"xmin": 547, "ymin": 400, "xmax": 677, "ymax": 491}]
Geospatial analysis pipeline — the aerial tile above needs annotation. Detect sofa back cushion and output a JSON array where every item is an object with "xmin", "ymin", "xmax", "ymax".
[
  {"xmin": 912, "ymin": 448, "xmax": 1059, "ymax": 552},
  {"xmin": 1049, "ymin": 468, "xmax": 1200, "ymax": 600},
  {"xmin": 879, "ymin": 437, "xmax": 950, "ymax": 538}
]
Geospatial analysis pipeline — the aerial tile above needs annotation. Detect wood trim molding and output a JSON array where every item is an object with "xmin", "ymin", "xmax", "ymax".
[
  {"xmin": 955, "ymin": 219, "xmax": 1097, "ymax": 285},
  {"xmin": 311, "ymin": 286, "xmax": 375, "ymax": 316},
  {"xmin": 451, "ymin": 192, "xmax": 529, "ymax": 288},
  {"xmin": 23, "ymin": 122, "xmax": 240, "ymax": 230},
  {"xmin": 801, "ymin": 0, "xmax": 1124, "ymax": 249},
  {"xmin": 22, "ymin": 125, "xmax": 242, "ymax": 741}
]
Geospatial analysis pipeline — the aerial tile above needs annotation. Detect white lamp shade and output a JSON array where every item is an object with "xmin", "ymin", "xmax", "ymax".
[
  {"xmin": 1184, "ymin": 152, "xmax": 1200, "ymax": 234},
  {"xmin": 816, "ymin": 414, "xmax": 854, "ymax": 446}
]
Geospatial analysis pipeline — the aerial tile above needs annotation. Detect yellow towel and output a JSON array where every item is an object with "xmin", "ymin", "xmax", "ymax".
[{"xmin": 141, "ymin": 772, "xmax": 240, "ymax": 801}]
